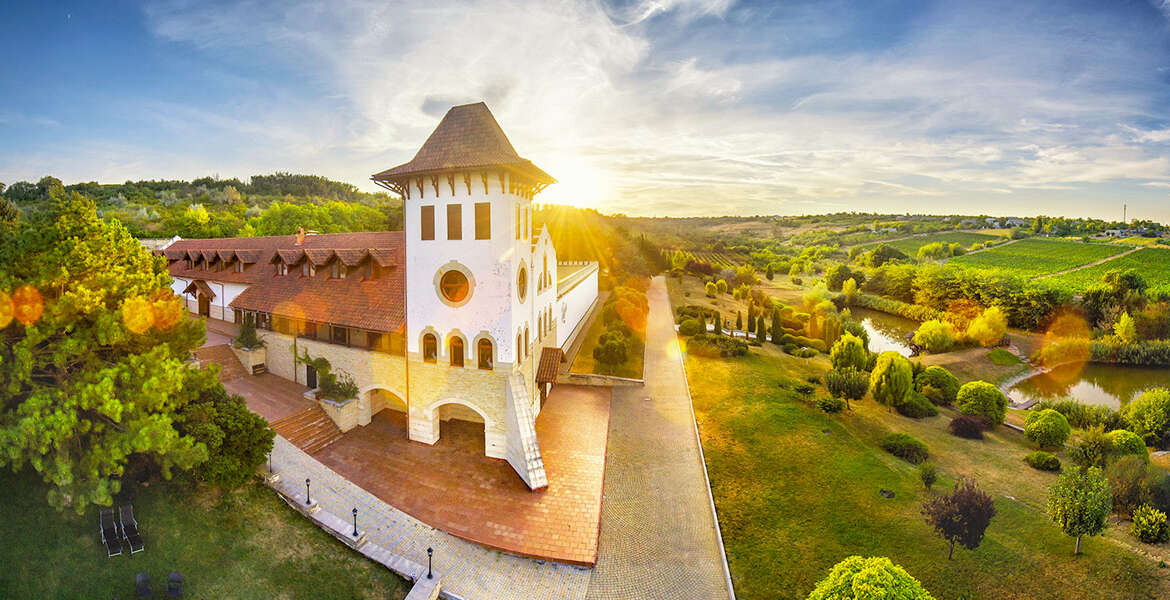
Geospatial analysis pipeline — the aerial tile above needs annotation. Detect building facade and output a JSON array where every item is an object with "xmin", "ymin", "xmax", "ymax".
[{"xmin": 165, "ymin": 103, "xmax": 598, "ymax": 488}]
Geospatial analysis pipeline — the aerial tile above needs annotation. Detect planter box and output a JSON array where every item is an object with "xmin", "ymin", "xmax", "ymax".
[
  {"xmin": 231, "ymin": 345, "xmax": 267, "ymax": 375},
  {"xmin": 305, "ymin": 389, "xmax": 361, "ymax": 432}
]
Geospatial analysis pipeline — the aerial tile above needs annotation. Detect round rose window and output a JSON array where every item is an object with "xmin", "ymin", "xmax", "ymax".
[
  {"xmin": 517, "ymin": 266, "xmax": 528, "ymax": 301},
  {"xmin": 439, "ymin": 270, "xmax": 470, "ymax": 303}
]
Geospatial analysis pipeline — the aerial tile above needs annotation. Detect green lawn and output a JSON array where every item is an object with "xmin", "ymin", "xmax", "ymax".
[
  {"xmin": 687, "ymin": 349, "xmax": 1170, "ymax": 600},
  {"xmin": 0, "ymin": 470, "xmax": 410, "ymax": 599},
  {"xmin": 861, "ymin": 231, "xmax": 1000, "ymax": 256},
  {"xmin": 949, "ymin": 238, "xmax": 1129, "ymax": 278},
  {"xmin": 1046, "ymin": 247, "xmax": 1170, "ymax": 296},
  {"xmin": 570, "ymin": 312, "xmax": 645, "ymax": 378}
]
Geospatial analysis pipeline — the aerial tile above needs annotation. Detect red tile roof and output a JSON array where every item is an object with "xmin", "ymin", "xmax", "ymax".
[
  {"xmin": 166, "ymin": 232, "xmax": 406, "ymax": 332},
  {"xmin": 536, "ymin": 347, "xmax": 564, "ymax": 384},
  {"xmin": 371, "ymin": 102, "xmax": 554, "ymax": 185}
]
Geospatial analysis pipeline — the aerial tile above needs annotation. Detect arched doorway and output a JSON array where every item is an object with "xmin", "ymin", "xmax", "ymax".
[
  {"xmin": 434, "ymin": 400, "xmax": 491, "ymax": 456},
  {"xmin": 362, "ymin": 387, "xmax": 407, "ymax": 435}
]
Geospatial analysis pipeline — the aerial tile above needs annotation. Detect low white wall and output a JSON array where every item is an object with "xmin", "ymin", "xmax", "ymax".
[{"xmin": 557, "ymin": 266, "xmax": 599, "ymax": 349}]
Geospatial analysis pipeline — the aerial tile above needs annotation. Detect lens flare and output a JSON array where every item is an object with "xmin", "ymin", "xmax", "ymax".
[
  {"xmin": 122, "ymin": 295, "xmax": 156, "ymax": 334},
  {"xmin": 1039, "ymin": 311, "xmax": 1090, "ymax": 383},
  {"xmin": 12, "ymin": 285, "xmax": 43, "ymax": 326}
]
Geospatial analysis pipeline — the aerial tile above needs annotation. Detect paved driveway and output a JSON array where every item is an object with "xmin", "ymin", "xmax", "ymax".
[{"xmin": 586, "ymin": 276, "xmax": 734, "ymax": 600}]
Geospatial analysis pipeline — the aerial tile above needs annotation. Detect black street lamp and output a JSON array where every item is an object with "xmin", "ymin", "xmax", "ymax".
[
  {"xmin": 305, "ymin": 477, "xmax": 311, "ymax": 505},
  {"xmin": 426, "ymin": 547, "xmax": 433, "ymax": 579},
  {"xmin": 352, "ymin": 507, "xmax": 358, "ymax": 537}
]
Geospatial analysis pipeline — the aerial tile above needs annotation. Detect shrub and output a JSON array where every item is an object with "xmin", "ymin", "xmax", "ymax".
[
  {"xmin": 1132, "ymin": 504, "xmax": 1170, "ymax": 544},
  {"xmin": 817, "ymin": 396, "xmax": 846, "ymax": 413},
  {"xmin": 825, "ymin": 368, "xmax": 869, "ymax": 408},
  {"xmin": 1035, "ymin": 399, "xmax": 1123, "ymax": 431},
  {"xmin": 881, "ymin": 433, "xmax": 930, "ymax": 464},
  {"xmin": 918, "ymin": 462, "xmax": 938, "ymax": 490},
  {"xmin": 795, "ymin": 347, "xmax": 818, "ymax": 358},
  {"xmin": 829, "ymin": 333, "xmax": 867, "ymax": 371},
  {"xmin": 233, "ymin": 313, "xmax": 264, "ymax": 349},
  {"xmin": 1024, "ymin": 451, "xmax": 1062, "ymax": 471},
  {"xmin": 1068, "ymin": 425, "xmax": 1111, "ymax": 468},
  {"xmin": 870, "ymin": 351, "xmax": 914, "ymax": 409},
  {"xmin": 1106, "ymin": 429, "xmax": 1148, "ymax": 460},
  {"xmin": 792, "ymin": 335, "xmax": 828, "ymax": 353},
  {"xmin": 956, "ymin": 381, "xmax": 1007, "ymax": 427},
  {"xmin": 794, "ymin": 383, "xmax": 815, "ymax": 396},
  {"xmin": 782, "ymin": 343, "xmax": 799, "ymax": 354},
  {"xmin": 914, "ymin": 320, "xmax": 956, "ymax": 353},
  {"xmin": 1121, "ymin": 388, "xmax": 1170, "ymax": 445},
  {"xmin": 807, "ymin": 556, "xmax": 933, "ymax": 600},
  {"xmin": 949, "ymin": 415, "xmax": 986, "ymax": 440},
  {"xmin": 1108, "ymin": 456, "xmax": 1158, "ymax": 517},
  {"xmin": 897, "ymin": 392, "xmax": 939, "ymax": 419},
  {"xmin": 966, "ymin": 307, "xmax": 1008, "ymax": 347},
  {"xmin": 687, "ymin": 333, "xmax": 748, "ymax": 358},
  {"xmin": 678, "ymin": 318, "xmax": 702, "ymax": 336},
  {"xmin": 1024, "ymin": 409, "xmax": 1071, "ymax": 449},
  {"xmin": 177, "ymin": 383, "xmax": 275, "ymax": 489},
  {"xmin": 915, "ymin": 366, "xmax": 959, "ymax": 405}
]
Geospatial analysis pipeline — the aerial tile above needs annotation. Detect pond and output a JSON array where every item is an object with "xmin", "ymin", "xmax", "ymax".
[
  {"xmin": 849, "ymin": 307, "xmax": 918, "ymax": 356},
  {"xmin": 1008, "ymin": 362, "xmax": 1170, "ymax": 410}
]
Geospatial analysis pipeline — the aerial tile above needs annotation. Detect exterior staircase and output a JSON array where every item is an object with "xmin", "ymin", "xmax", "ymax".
[
  {"xmin": 504, "ymin": 374, "xmax": 548, "ymax": 490},
  {"xmin": 271, "ymin": 406, "xmax": 344, "ymax": 455},
  {"xmin": 193, "ymin": 344, "xmax": 249, "ymax": 381}
]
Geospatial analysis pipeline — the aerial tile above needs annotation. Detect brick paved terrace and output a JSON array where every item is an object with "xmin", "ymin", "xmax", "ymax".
[{"xmin": 312, "ymin": 384, "xmax": 611, "ymax": 566}]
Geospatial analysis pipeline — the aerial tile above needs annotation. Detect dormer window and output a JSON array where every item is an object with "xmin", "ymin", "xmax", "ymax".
[
  {"xmin": 301, "ymin": 263, "xmax": 314, "ymax": 278},
  {"xmin": 331, "ymin": 263, "xmax": 340, "ymax": 279},
  {"xmin": 234, "ymin": 261, "xmax": 244, "ymax": 273},
  {"xmin": 276, "ymin": 263, "xmax": 288, "ymax": 276},
  {"xmin": 363, "ymin": 262, "xmax": 378, "ymax": 281}
]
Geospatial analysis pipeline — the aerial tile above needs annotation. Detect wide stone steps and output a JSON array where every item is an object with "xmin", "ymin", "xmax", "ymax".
[
  {"xmin": 271, "ymin": 406, "xmax": 343, "ymax": 455},
  {"xmin": 193, "ymin": 344, "xmax": 249, "ymax": 382}
]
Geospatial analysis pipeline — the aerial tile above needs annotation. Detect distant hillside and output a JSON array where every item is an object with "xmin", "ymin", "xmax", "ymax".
[{"xmin": 0, "ymin": 173, "xmax": 403, "ymax": 240}]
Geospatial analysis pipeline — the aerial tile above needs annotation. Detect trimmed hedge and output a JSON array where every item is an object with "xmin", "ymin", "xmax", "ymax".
[
  {"xmin": 678, "ymin": 319, "xmax": 702, "ymax": 336},
  {"xmin": 896, "ymin": 392, "xmax": 939, "ymax": 419},
  {"xmin": 880, "ymin": 433, "xmax": 929, "ymax": 464},
  {"xmin": 1106, "ymin": 429, "xmax": 1148, "ymax": 460},
  {"xmin": 956, "ymin": 381, "xmax": 1008, "ymax": 426},
  {"xmin": 1024, "ymin": 451, "xmax": 1061, "ymax": 472},
  {"xmin": 914, "ymin": 366, "xmax": 959, "ymax": 405},
  {"xmin": 687, "ymin": 333, "xmax": 749, "ymax": 358},
  {"xmin": 1024, "ymin": 409, "xmax": 1071, "ymax": 449}
]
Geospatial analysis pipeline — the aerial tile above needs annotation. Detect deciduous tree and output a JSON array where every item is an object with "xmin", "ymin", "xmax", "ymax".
[
  {"xmin": 1047, "ymin": 466, "xmax": 1113, "ymax": 555},
  {"xmin": 870, "ymin": 351, "xmax": 913, "ymax": 410},
  {"xmin": 922, "ymin": 477, "xmax": 996, "ymax": 559}
]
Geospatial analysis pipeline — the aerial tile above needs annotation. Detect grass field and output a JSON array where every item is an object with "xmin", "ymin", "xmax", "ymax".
[
  {"xmin": 570, "ymin": 312, "xmax": 645, "ymax": 378},
  {"xmin": 686, "ymin": 349, "xmax": 1170, "ymax": 600},
  {"xmin": 0, "ymin": 470, "xmax": 409, "ymax": 599},
  {"xmin": 949, "ymin": 238, "xmax": 1129, "ymax": 278},
  {"xmin": 1045, "ymin": 247, "xmax": 1170, "ymax": 296},
  {"xmin": 691, "ymin": 250, "xmax": 741, "ymax": 268},
  {"xmin": 861, "ymin": 231, "xmax": 1000, "ymax": 255}
]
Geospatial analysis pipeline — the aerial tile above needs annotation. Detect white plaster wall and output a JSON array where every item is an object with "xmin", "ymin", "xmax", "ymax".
[
  {"xmin": 556, "ymin": 266, "xmax": 599, "ymax": 349},
  {"xmin": 171, "ymin": 276, "xmax": 248, "ymax": 323},
  {"xmin": 404, "ymin": 170, "xmax": 531, "ymax": 365}
]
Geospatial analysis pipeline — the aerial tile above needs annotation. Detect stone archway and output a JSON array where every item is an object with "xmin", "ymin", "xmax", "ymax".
[
  {"xmin": 417, "ymin": 399, "xmax": 505, "ymax": 459},
  {"xmin": 357, "ymin": 385, "xmax": 407, "ymax": 430}
]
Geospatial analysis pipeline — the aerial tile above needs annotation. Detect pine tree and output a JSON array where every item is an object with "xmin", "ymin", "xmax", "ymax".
[{"xmin": 735, "ymin": 311, "xmax": 743, "ymax": 330}]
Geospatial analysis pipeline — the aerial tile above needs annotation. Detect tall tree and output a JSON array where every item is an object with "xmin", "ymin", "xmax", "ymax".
[
  {"xmin": 922, "ymin": 477, "xmax": 997, "ymax": 559},
  {"xmin": 1047, "ymin": 466, "xmax": 1112, "ymax": 555},
  {"xmin": 870, "ymin": 351, "xmax": 913, "ymax": 410},
  {"xmin": 0, "ymin": 189, "xmax": 210, "ymax": 511}
]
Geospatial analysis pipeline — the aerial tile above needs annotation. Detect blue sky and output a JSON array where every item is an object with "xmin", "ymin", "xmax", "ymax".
[{"xmin": 3, "ymin": 0, "xmax": 1170, "ymax": 221}]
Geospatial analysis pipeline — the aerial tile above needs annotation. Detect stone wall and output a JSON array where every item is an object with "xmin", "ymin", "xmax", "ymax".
[{"xmin": 259, "ymin": 330, "xmax": 408, "ymax": 401}]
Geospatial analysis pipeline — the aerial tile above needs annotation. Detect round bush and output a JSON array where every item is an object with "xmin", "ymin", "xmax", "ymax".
[
  {"xmin": 678, "ymin": 318, "xmax": 702, "ymax": 336},
  {"xmin": 817, "ymin": 396, "xmax": 846, "ymax": 413},
  {"xmin": 1132, "ymin": 504, "xmax": 1170, "ymax": 544},
  {"xmin": 956, "ymin": 381, "xmax": 1007, "ymax": 426},
  {"xmin": 913, "ymin": 319, "xmax": 956, "ymax": 353},
  {"xmin": 880, "ymin": 433, "xmax": 929, "ymax": 464},
  {"xmin": 1121, "ymin": 388, "xmax": 1170, "ymax": 444},
  {"xmin": 1024, "ymin": 450, "xmax": 1061, "ymax": 472},
  {"xmin": 829, "ymin": 333, "xmax": 868, "ymax": 371},
  {"xmin": 948, "ymin": 415, "xmax": 986, "ymax": 440},
  {"xmin": 896, "ymin": 392, "xmax": 939, "ymax": 419},
  {"xmin": 1024, "ymin": 409, "xmax": 1071, "ymax": 449},
  {"xmin": 914, "ymin": 366, "xmax": 959, "ymax": 405},
  {"xmin": 1106, "ymin": 429, "xmax": 1147, "ymax": 460}
]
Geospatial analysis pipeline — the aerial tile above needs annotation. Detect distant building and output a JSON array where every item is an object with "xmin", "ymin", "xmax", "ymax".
[
  {"xmin": 161, "ymin": 103, "xmax": 599, "ymax": 489},
  {"xmin": 138, "ymin": 235, "xmax": 182, "ymax": 251}
]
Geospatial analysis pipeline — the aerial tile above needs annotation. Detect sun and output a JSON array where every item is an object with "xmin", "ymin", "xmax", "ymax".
[{"xmin": 535, "ymin": 154, "xmax": 608, "ymax": 209}]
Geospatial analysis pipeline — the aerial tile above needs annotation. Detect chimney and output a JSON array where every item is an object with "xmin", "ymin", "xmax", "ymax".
[{"xmin": 295, "ymin": 227, "xmax": 306, "ymax": 246}]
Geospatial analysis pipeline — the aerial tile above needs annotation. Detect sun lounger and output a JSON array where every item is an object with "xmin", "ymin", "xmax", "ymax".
[
  {"xmin": 99, "ymin": 508, "xmax": 122, "ymax": 557},
  {"xmin": 119, "ymin": 504, "xmax": 145, "ymax": 554}
]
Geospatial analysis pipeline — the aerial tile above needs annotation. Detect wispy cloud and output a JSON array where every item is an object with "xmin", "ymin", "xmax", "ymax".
[{"xmin": 4, "ymin": 0, "xmax": 1169, "ymax": 221}]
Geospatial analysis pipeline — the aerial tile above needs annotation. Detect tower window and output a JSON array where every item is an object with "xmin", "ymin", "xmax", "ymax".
[
  {"xmin": 517, "ymin": 333, "xmax": 523, "ymax": 361},
  {"xmin": 450, "ymin": 337, "xmax": 465, "ymax": 367},
  {"xmin": 478, "ymin": 339, "xmax": 493, "ymax": 370},
  {"xmin": 439, "ymin": 270, "xmax": 470, "ymax": 304},
  {"xmin": 421, "ymin": 205, "xmax": 435, "ymax": 240},
  {"xmin": 475, "ymin": 202, "xmax": 491, "ymax": 240},
  {"xmin": 447, "ymin": 204, "xmax": 462, "ymax": 240},
  {"xmin": 423, "ymin": 333, "xmax": 438, "ymax": 362}
]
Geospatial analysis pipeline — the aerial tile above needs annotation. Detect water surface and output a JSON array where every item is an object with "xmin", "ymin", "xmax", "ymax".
[
  {"xmin": 850, "ymin": 307, "xmax": 918, "ymax": 356},
  {"xmin": 1008, "ymin": 363, "xmax": 1170, "ymax": 410}
]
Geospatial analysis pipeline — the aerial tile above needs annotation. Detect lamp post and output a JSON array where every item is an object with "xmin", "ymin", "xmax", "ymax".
[
  {"xmin": 305, "ymin": 477, "xmax": 311, "ymax": 505},
  {"xmin": 426, "ymin": 547, "xmax": 433, "ymax": 579},
  {"xmin": 352, "ymin": 507, "xmax": 358, "ymax": 538}
]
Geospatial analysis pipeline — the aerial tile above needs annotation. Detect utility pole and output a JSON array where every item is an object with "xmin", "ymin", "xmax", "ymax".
[{"xmin": 1123, "ymin": 203, "xmax": 1127, "ymax": 225}]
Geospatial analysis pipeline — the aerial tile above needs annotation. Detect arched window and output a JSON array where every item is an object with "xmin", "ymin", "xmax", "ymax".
[
  {"xmin": 450, "ymin": 337, "xmax": 464, "ymax": 367},
  {"xmin": 525, "ymin": 327, "xmax": 530, "ymax": 353},
  {"xmin": 517, "ymin": 333, "xmax": 523, "ymax": 361},
  {"xmin": 478, "ymin": 339, "xmax": 493, "ymax": 370},
  {"xmin": 423, "ymin": 333, "xmax": 438, "ymax": 363}
]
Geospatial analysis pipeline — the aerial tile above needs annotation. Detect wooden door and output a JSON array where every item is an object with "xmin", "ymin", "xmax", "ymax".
[{"xmin": 198, "ymin": 294, "xmax": 210, "ymax": 317}]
